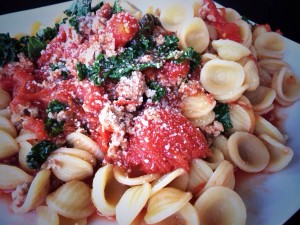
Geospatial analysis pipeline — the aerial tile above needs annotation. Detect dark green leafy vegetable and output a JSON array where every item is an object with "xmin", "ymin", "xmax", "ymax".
[
  {"xmin": 176, "ymin": 47, "xmax": 201, "ymax": 72},
  {"xmin": 46, "ymin": 100, "xmax": 66, "ymax": 113},
  {"xmin": 91, "ymin": 1, "xmax": 104, "ymax": 13},
  {"xmin": 20, "ymin": 36, "xmax": 46, "ymax": 61},
  {"xmin": 0, "ymin": 33, "xmax": 22, "ymax": 67},
  {"xmin": 49, "ymin": 63, "xmax": 59, "ymax": 71},
  {"xmin": 36, "ymin": 23, "xmax": 59, "ymax": 43},
  {"xmin": 50, "ymin": 62, "xmax": 70, "ymax": 79},
  {"xmin": 112, "ymin": 0, "xmax": 123, "ymax": 14},
  {"xmin": 76, "ymin": 62, "xmax": 89, "ymax": 81},
  {"xmin": 26, "ymin": 140, "xmax": 58, "ymax": 169},
  {"xmin": 157, "ymin": 35, "xmax": 179, "ymax": 57},
  {"xmin": 148, "ymin": 81, "xmax": 166, "ymax": 101},
  {"xmin": 44, "ymin": 118, "xmax": 65, "ymax": 137},
  {"xmin": 213, "ymin": 103, "xmax": 233, "ymax": 131},
  {"xmin": 69, "ymin": 16, "xmax": 80, "ymax": 32},
  {"xmin": 64, "ymin": 0, "xmax": 92, "ymax": 17}
]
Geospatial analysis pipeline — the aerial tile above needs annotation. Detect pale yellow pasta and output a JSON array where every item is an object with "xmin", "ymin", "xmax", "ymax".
[
  {"xmin": 244, "ymin": 86, "xmax": 276, "ymax": 112},
  {"xmin": 249, "ymin": 45, "xmax": 257, "ymax": 59},
  {"xmin": 224, "ymin": 8, "xmax": 241, "ymax": 22},
  {"xmin": 187, "ymin": 0, "xmax": 203, "ymax": 16},
  {"xmin": 0, "ymin": 108, "xmax": 12, "ymax": 118},
  {"xmin": 254, "ymin": 32, "xmax": 285, "ymax": 59},
  {"xmin": 144, "ymin": 187, "xmax": 192, "ymax": 224},
  {"xmin": 254, "ymin": 104, "xmax": 274, "ymax": 115},
  {"xmin": 205, "ymin": 23, "xmax": 218, "ymax": 40},
  {"xmin": 0, "ymin": 115, "xmax": 17, "ymax": 137},
  {"xmin": 66, "ymin": 132, "xmax": 104, "ymax": 160},
  {"xmin": 0, "ymin": 88, "xmax": 11, "ymax": 109},
  {"xmin": 189, "ymin": 110, "xmax": 215, "ymax": 129},
  {"xmin": 0, "ymin": 130, "xmax": 19, "ymax": 160},
  {"xmin": 234, "ymin": 20, "xmax": 252, "ymax": 48},
  {"xmin": 113, "ymin": 166, "xmax": 160, "ymax": 186},
  {"xmin": 59, "ymin": 216, "xmax": 87, "ymax": 225},
  {"xmin": 200, "ymin": 59, "xmax": 245, "ymax": 96},
  {"xmin": 252, "ymin": 24, "xmax": 269, "ymax": 42},
  {"xmin": 258, "ymin": 67, "xmax": 272, "ymax": 87},
  {"xmin": 201, "ymin": 52, "xmax": 219, "ymax": 63},
  {"xmin": 18, "ymin": 141, "xmax": 35, "ymax": 172},
  {"xmin": 0, "ymin": 164, "xmax": 33, "ymax": 190},
  {"xmin": 44, "ymin": 154, "xmax": 93, "ymax": 182},
  {"xmin": 272, "ymin": 67, "xmax": 300, "ymax": 105},
  {"xmin": 212, "ymin": 135, "xmax": 231, "ymax": 162},
  {"xmin": 92, "ymin": 164, "xmax": 128, "ymax": 217},
  {"xmin": 254, "ymin": 115, "xmax": 286, "ymax": 144},
  {"xmin": 36, "ymin": 205, "xmax": 59, "ymax": 225},
  {"xmin": 167, "ymin": 172, "xmax": 189, "ymax": 191},
  {"xmin": 204, "ymin": 147, "xmax": 224, "ymax": 170},
  {"xmin": 159, "ymin": 0, "xmax": 194, "ymax": 32},
  {"xmin": 15, "ymin": 129, "xmax": 37, "ymax": 143},
  {"xmin": 259, "ymin": 134, "xmax": 294, "ymax": 172},
  {"xmin": 212, "ymin": 39, "xmax": 251, "ymax": 61},
  {"xmin": 151, "ymin": 168, "xmax": 187, "ymax": 195},
  {"xmin": 12, "ymin": 169, "xmax": 51, "ymax": 214},
  {"xmin": 194, "ymin": 186, "xmax": 247, "ymax": 225},
  {"xmin": 116, "ymin": 182, "xmax": 151, "ymax": 225},
  {"xmin": 258, "ymin": 59, "xmax": 289, "ymax": 75},
  {"xmin": 177, "ymin": 17, "xmax": 209, "ymax": 53},
  {"xmin": 46, "ymin": 180, "xmax": 95, "ymax": 219},
  {"xmin": 181, "ymin": 92, "xmax": 216, "ymax": 118},
  {"xmin": 243, "ymin": 59, "xmax": 260, "ymax": 91},
  {"xmin": 228, "ymin": 103, "xmax": 255, "ymax": 134},
  {"xmin": 214, "ymin": 84, "xmax": 249, "ymax": 103},
  {"xmin": 228, "ymin": 131, "xmax": 270, "ymax": 172},
  {"xmin": 187, "ymin": 158, "xmax": 213, "ymax": 195},
  {"xmin": 237, "ymin": 95, "xmax": 252, "ymax": 107}
]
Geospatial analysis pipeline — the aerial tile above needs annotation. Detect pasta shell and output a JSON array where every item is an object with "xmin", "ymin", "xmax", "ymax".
[
  {"xmin": 159, "ymin": 0, "xmax": 194, "ymax": 32},
  {"xmin": 151, "ymin": 168, "xmax": 187, "ymax": 195},
  {"xmin": 92, "ymin": 164, "xmax": 128, "ymax": 217},
  {"xmin": 182, "ymin": 92, "xmax": 216, "ymax": 119},
  {"xmin": 204, "ymin": 147, "xmax": 224, "ymax": 170},
  {"xmin": 177, "ymin": 17, "xmax": 209, "ymax": 53},
  {"xmin": 234, "ymin": 20, "xmax": 252, "ymax": 48},
  {"xmin": 0, "ymin": 108, "xmax": 12, "ymax": 118},
  {"xmin": 224, "ymin": 8, "xmax": 241, "ymax": 22},
  {"xmin": 200, "ymin": 59, "xmax": 245, "ymax": 96},
  {"xmin": 144, "ymin": 187, "xmax": 192, "ymax": 224},
  {"xmin": 228, "ymin": 131, "xmax": 270, "ymax": 172},
  {"xmin": 201, "ymin": 53, "xmax": 219, "ymax": 63},
  {"xmin": 212, "ymin": 135, "xmax": 231, "ymax": 162},
  {"xmin": 189, "ymin": 111, "xmax": 215, "ymax": 128},
  {"xmin": 16, "ymin": 129, "xmax": 37, "ymax": 143},
  {"xmin": 194, "ymin": 186, "xmax": 246, "ymax": 225},
  {"xmin": 113, "ymin": 166, "xmax": 160, "ymax": 186},
  {"xmin": 254, "ymin": 115, "xmax": 286, "ymax": 144},
  {"xmin": 45, "ymin": 154, "xmax": 93, "ymax": 182},
  {"xmin": 36, "ymin": 205, "xmax": 59, "ymax": 225},
  {"xmin": 18, "ymin": 141, "xmax": 36, "ymax": 173},
  {"xmin": 272, "ymin": 67, "xmax": 300, "ymax": 105},
  {"xmin": 244, "ymin": 86, "xmax": 276, "ymax": 112},
  {"xmin": 252, "ymin": 24, "xmax": 269, "ymax": 42},
  {"xmin": 258, "ymin": 59, "xmax": 289, "ymax": 75},
  {"xmin": 237, "ymin": 95, "xmax": 252, "ymax": 108},
  {"xmin": 0, "ymin": 88, "xmax": 11, "ymax": 109},
  {"xmin": 46, "ymin": 180, "xmax": 95, "ymax": 219},
  {"xmin": 212, "ymin": 39, "xmax": 251, "ymax": 61},
  {"xmin": 258, "ymin": 67, "xmax": 272, "ymax": 87},
  {"xmin": 243, "ymin": 59, "xmax": 259, "ymax": 91},
  {"xmin": 0, "ymin": 164, "xmax": 33, "ymax": 190},
  {"xmin": 12, "ymin": 169, "xmax": 51, "ymax": 214},
  {"xmin": 214, "ymin": 84, "xmax": 249, "ymax": 103},
  {"xmin": 249, "ymin": 45, "xmax": 257, "ymax": 59},
  {"xmin": 59, "ymin": 216, "xmax": 87, "ymax": 225},
  {"xmin": 0, "ymin": 115, "xmax": 17, "ymax": 137},
  {"xmin": 116, "ymin": 182, "xmax": 151, "ymax": 225},
  {"xmin": 0, "ymin": 130, "xmax": 19, "ymax": 160},
  {"xmin": 254, "ymin": 32, "xmax": 285, "ymax": 59},
  {"xmin": 187, "ymin": 0, "xmax": 203, "ymax": 16},
  {"xmin": 66, "ymin": 132, "xmax": 103, "ymax": 160},
  {"xmin": 255, "ymin": 103, "xmax": 274, "ymax": 115},
  {"xmin": 259, "ymin": 134, "xmax": 294, "ymax": 172},
  {"xmin": 187, "ymin": 158, "xmax": 213, "ymax": 194}
]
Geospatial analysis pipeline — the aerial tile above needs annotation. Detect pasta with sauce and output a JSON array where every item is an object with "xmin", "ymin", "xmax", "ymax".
[{"xmin": 0, "ymin": 0, "xmax": 299, "ymax": 225}]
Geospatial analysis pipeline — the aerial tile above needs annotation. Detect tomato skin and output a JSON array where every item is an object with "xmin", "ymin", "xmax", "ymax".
[
  {"xmin": 23, "ymin": 117, "xmax": 48, "ymax": 140},
  {"xmin": 96, "ymin": 2, "xmax": 112, "ymax": 19},
  {"xmin": 123, "ymin": 107, "xmax": 211, "ymax": 174},
  {"xmin": 106, "ymin": 12, "xmax": 139, "ymax": 48}
]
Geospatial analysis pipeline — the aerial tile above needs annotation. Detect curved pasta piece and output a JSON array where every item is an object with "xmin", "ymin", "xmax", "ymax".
[
  {"xmin": 204, "ymin": 147, "xmax": 224, "ymax": 170},
  {"xmin": 167, "ymin": 171, "xmax": 189, "ymax": 191},
  {"xmin": 201, "ymin": 53, "xmax": 219, "ymax": 63},
  {"xmin": 258, "ymin": 67, "xmax": 272, "ymax": 87},
  {"xmin": 0, "ymin": 164, "xmax": 33, "ymax": 190},
  {"xmin": 214, "ymin": 84, "xmax": 249, "ymax": 103},
  {"xmin": 36, "ymin": 206, "xmax": 59, "ymax": 225},
  {"xmin": 66, "ymin": 132, "xmax": 104, "ymax": 160},
  {"xmin": 92, "ymin": 164, "xmax": 128, "ymax": 217},
  {"xmin": 116, "ymin": 182, "xmax": 151, "ymax": 225},
  {"xmin": 113, "ymin": 166, "xmax": 160, "ymax": 186},
  {"xmin": 0, "ymin": 108, "xmax": 12, "ymax": 118},
  {"xmin": 237, "ymin": 95, "xmax": 252, "ymax": 107},
  {"xmin": 243, "ymin": 59, "xmax": 260, "ymax": 91},
  {"xmin": 177, "ymin": 17, "xmax": 209, "ymax": 53},
  {"xmin": 187, "ymin": 158, "xmax": 213, "ymax": 195},
  {"xmin": 205, "ymin": 23, "xmax": 218, "ymax": 40},
  {"xmin": 0, "ymin": 130, "xmax": 19, "ymax": 160},
  {"xmin": 272, "ymin": 67, "xmax": 300, "ymax": 105},
  {"xmin": 244, "ymin": 86, "xmax": 276, "ymax": 112},
  {"xmin": 46, "ymin": 180, "xmax": 95, "ymax": 219},
  {"xmin": 212, "ymin": 39, "xmax": 251, "ymax": 61},
  {"xmin": 252, "ymin": 24, "xmax": 269, "ymax": 43},
  {"xmin": 0, "ymin": 88, "xmax": 11, "ymax": 109},
  {"xmin": 18, "ymin": 141, "xmax": 35, "ymax": 173},
  {"xmin": 144, "ymin": 187, "xmax": 192, "ymax": 224},
  {"xmin": 200, "ymin": 59, "xmax": 245, "ymax": 96},
  {"xmin": 194, "ymin": 186, "xmax": 246, "ymax": 225},
  {"xmin": 258, "ymin": 59, "xmax": 289, "ymax": 75},
  {"xmin": 224, "ymin": 8, "xmax": 241, "ymax": 22},
  {"xmin": 234, "ymin": 20, "xmax": 252, "ymax": 47},
  {"xmin": 255, "ymin": 103, "xmax": 274, "ymax": 115},
  {"xmin": 181, "ymin": 92, "xmax": 216, "ymax": 119},
  {"xmin": 259, "ymin": 134, "xmax": 294, "ymax": 172},
  {"xmin": 45, "ymin": 154, "xmax": 93, "ymax": 182},
  {"xmin": 59, "ymin": 216, "xmax": 87, "ymax": 225},
  {"xmin": 249, "ymin": 45, "xmax": 257, "ymax": 59},
  {"xmin": 228, "ymin": 131, "xmax": 270, "ymax": 172},
  {"xmin": 12, "ymin": 169, "xmax": 51, "ymax": 214},
  {"xmin": 254, "ymin": 31, "xmax": 285, "ymax": 59},
  {"xmin": 159, "ymin": 0, "xmax": 194, "ymax": 32},
  {"xmin": 228, "ymin": 102, "xmax": 255, "ymax": 134},
  {"xmin": 254, "ymin": 115, "xmax": 286, "ymax": 144},
  {"xmin": 189, "ymin": 111, "xmax": 215, "ymax": 128},
  {"xmin": 151, "ymin": 168, "xmax": 187, "ymax": 195},
  {"xmin": 15, "ymin": 129, "xmax": 37, "ymax": 143},
  {"xmin": 0, "ymin": 116, "xmax": 17, "ymax": 137},
  {"xmin": 187, "ymin": 0, "xmax": 203, "ymax": 16}
]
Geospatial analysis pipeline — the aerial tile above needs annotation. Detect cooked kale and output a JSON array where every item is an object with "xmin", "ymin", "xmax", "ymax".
[
  {"xmin": 76, "ymin": 62, "xmax": 89, "ymax": 81},
  {"xmin": 0, "ymin": 33, "xmax": 22, "ymax": 67},
  {"xmin": 26, "ymin": 140, "xmax": 58, "ymax": 169},
  {"xmin": 36, "ymin": 23, "xmax": 59, "ymax": 43},
  {"xmin": 20, "ymin": 36, "xmax": 46, "ymax": 61},
  {"xmin": 214, "ymin": 103, "xmax": 233, "ymax": 131},
  {"xmin": 112, "ymin": 0, "xmax": 123, "ymax": 14},
  {"xmin": 44, "ymin": 118, "xmax": 65, "ymax": 137},
  {"xmin": 176, "ymin": 47, "xmax": 201, "ymax": 72},
  {"xmin": 91, "ymin": 1, "xmax": 104, "ymax": 13},
  {"xmin": 64, "ymin": 0, "xmax": 92, "ymax": 17},
  {"xmin": 46, "ymin": 100, "xmax": 66, "ymax": 113},
  {"xmin": 147, "ymin": 81, "xmax": 166, "ymax": 101},
  {"xmin": 157, "ymin": 35, "xmax": 179, "ymax": 57},
  {"xmin": 69, "ymin": 16, "xmax": 80, "ymax": 32}
]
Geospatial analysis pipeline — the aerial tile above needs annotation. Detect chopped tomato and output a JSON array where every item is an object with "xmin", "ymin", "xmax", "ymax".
[
  {"xmin": 123, "ymin": 107, "xmax": 211, "ymax": 174},
  {"xmin": 23, "ymin": 117, "xmax": 48, "ymax": 140},
  {"xmin": 106, "ymin": 12, "xmax": 139, "ymax": 48},
  {"xmin": 96, "ymin": 2, "xmax": 112, "ymax": 19}
]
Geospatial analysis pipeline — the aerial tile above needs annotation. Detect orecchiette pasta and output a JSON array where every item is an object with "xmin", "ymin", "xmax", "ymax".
[
  {"xmin": 0, "ymin": 130, "xmax": 19, "ymax": 160},
  {"xmin": 234, "ymin": 20, "xmax": 252, "ymax": 48},
  {"xmin": 0, "ymin": 115, "xmax": 17, "ymax": 137},
  {"xmin": 0, "ymin": 88, "xmax": 11, "ymax": 109}
]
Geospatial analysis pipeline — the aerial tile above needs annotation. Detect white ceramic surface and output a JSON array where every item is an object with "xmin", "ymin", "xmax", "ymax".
[{"xmin": 0, "ymin": 1, "xmax": 299, "ymax": 225}]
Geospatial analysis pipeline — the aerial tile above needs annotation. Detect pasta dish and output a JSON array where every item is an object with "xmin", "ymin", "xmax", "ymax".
[{"xmin": 0, "ymin": 0, "xmax": 299, "ymax": 224}]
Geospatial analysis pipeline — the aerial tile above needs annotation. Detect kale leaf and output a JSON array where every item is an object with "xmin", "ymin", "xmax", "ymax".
[
  {"xmin": 50, "ymin": 62, "xmax": 70, "ymax": 80},
  {"xmin": 44, "ymin": 118, "xmax": 65, "ymax": 137},
  {"xmin": 147, "ymin": 81, "xmax": 165, "ymax": 101},
  {"xmin": 46, "ymin": 100, "xmax": 67, "ymax": 113},
  {"xmin": 157, "ymin": 35, "xmax": 179, "ymax": 57},
  {"xmin": 69, "ymin": 16, "xmax": 80, "ymax": 32},
  {"xmin": 112, "ymin": 0, "xmax": 123, "ymax": 14},
  {"xmin": 213, "ymin": 103, "xmax": 233, "ymax": 131},
  {"xmin": 64, "ymin": 0, "xmax": 92, "ymax": 17},
  {"xmin": 91, "ymin": 2, "xmax": 104, "ymax": 13},
  {"xmin": 20, "ymin": 36, "xmax": 46, "ymax": 61},
  {"xmin": 0, "ymin": 33, "xmax": 22, "ymax": 67},
  {"xmin": 26, "ymin": 140, "xmax": 58, "ymax": 169},
  {"xmin": 176, "ymin": 47, "xmax": 201, "ymax": 72},
  {"xmin": 36, "ymin": 23, "xmax": 59, "ymax": 43}
]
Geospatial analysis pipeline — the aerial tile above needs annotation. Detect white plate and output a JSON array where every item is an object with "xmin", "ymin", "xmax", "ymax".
[{"xmin": 0, "ymin": 1, "xmax": 299, "ymax": 225}]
